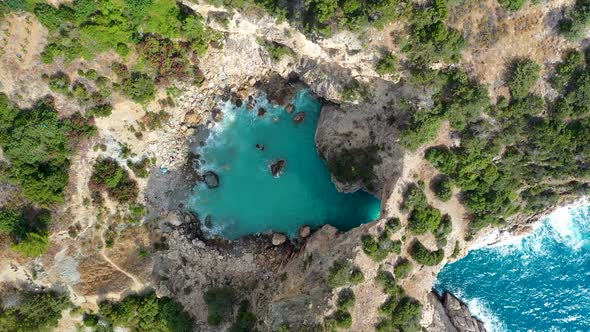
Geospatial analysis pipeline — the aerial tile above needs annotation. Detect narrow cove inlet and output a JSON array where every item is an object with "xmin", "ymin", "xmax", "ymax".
[{"xmin": 188, "ymin": 90, "xmax": 382, "ymax": 239}]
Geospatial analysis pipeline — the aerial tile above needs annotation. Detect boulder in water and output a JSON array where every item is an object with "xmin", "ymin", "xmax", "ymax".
[
  {"xmin": 285, "ymin": 103, "xmax": 295, "ymax": 114},
  {"xmin": 272, "ymin": 232, "xmax": 287, "ymax": 246},
  {"xmin": 293, "ymin": 112, "xmax": 306, "ymax": 124},
  {"xmin": 256, "ymin": 144, "xmax": 265, "ymax": 151},
  {"xmin": 203, "ymin": 171, "xmax": 220, "ymax": 188},
  {"xmin": 258, "ymin": 107, "xmax": 267, "ymax": 117},
  {"xmin": 212, "ymin": 108, "xmax": 224, "ymax": 122},
  {"xmin": 298, "ymin": 225, "xmax": 311, "ymax": 238},
  {"xmin": 270, "ymin": 159, "xmax": 286, "ymax": 177}
]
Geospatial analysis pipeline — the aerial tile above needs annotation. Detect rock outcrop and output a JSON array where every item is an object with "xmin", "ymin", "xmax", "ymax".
[
  {"xmin": 202, "ymin": 171, "xmax": 220, "ymax": 188},
  {"xmin": 270, "ymin": 159, "xmax": 286, "ymax": 177},
  {"xmin": 427, "ymin": 291, "xmax": 487, "ymax": 332}
]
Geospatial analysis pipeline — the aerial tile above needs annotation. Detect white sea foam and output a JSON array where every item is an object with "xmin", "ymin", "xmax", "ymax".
[{"xmin": 458, "ymin": 294, "xmax": 507, "ymax": 332}]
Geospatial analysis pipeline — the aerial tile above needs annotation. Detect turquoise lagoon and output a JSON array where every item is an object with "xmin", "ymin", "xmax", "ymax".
[
  {"xmin": 436, "ymin": 204, "xmax": 590, "ymax": 332},
  {"xmin": 188, "ymin": 90, "xmax": 381, "ymax": 239}
]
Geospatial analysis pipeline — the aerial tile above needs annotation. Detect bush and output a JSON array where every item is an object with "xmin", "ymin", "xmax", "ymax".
[
  {"xmin": 122, "ymin": 72, "xmax": 156, "ymax": 104},
  {"xmin": 99, "ymin": 292, "xmax": 193, "ymax": 331},
  {"xmin": 394, "ymin": 260, "xmax": 412, "ymax": 279},
  {"xmin": 558, "ymin": 0, "xmax": 590, "ymax": 40},
  {"xmin": 434, "ymin": 214, "xmax": 453, "ymax": 244},
  {"xmin": 432, "ymin": 176, "xmax": 453, "ymax": 202},
  {"xmin": 229, "ymin": 300, "xmax": 257, "ymax": 332},
  {"xmin": 204, "ymin": 287, "xmax": 236, "ymax": 326},
  {"xmin": 336, "ymin": 288, "xmax": 355, "ymax": 310},
  {"xmin": 82, "ymin": 313, "xmax": 99, "ymax": 327},
  {"xmin": 327, "ymin": 260, "xmax": 364, "ymax": 288},
  {"xmin": 410, "ymin": 240, "xmax": 444, "ymax": 266},
  {"xmin": 425, "ymin": 146, "xmax": 457, "ymax": 176},
  {"xmin": 408, "ymin": 206, "xmax": 443, "ymax": 235},
  {"xmin": 324, "ymin": 145, "xmax": 380, "ymax": 190},
  {"xmin": 90, "ymin": 158, "xmax": 138, "ymax": 203},
  {"xmin": 342, "ymin": 79, "xmax": 371, "ymax": 102},
  {"xmin": 11, "ymin": 232, "xmax": 49, "ymax": 257},
  {"xmin": 374, "ymin": 270, "xmax": 405, "ymax": 299},
  {"xmin": 0, "ymin": 291, "xmax": 71, "ymax": 331},
  {"xmin": 507, "ymin": 59, "xmax": 540, "ymax": 100},
  {"xmin": 498, "ymin": 0, "xmax": 527, "ymax": 11},
  {"xmin": 48, "ymin": 72, "xmax": 71, "ymax": 95},
  {"xmin": 258, "ymin": 38, "xmax": 294, "ymax": 61},
  {"xmin": 87, "ymin": 104, "xmax": 113, "ymax": 118},
  {"xmin": 362, "ymin": 231, "xmax": 398, "ymax": 262},
  {"xmin": 375, "ymin": 52, "xmax": 398, "ymax": 76},
  {"xmin": 0, "ymin": 209, "xmax": 23, "ymax": 235},
  {"xmin": 0, "ymin": 95, "xmax": 92, "ymax": 204},
  {"xmin": 385, "ymin": 217, "xmax": 401, "ymax": 233}
]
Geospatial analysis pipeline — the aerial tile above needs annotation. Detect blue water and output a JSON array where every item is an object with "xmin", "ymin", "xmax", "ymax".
[
  {"xmin": 188, "ymin": 90, "xmax": 381, "ymax": 239},
  {"xmin": 436, "ymin": 205, "xmax": 590, "ymax": 332}
]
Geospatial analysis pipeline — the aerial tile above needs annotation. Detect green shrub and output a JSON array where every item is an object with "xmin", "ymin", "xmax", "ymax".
[
  {"xmin": 127, "ymin": 158, "xmax": 152, "ymax": 178},
  {"xmin": 375, "ymin": 52, "xmax": 398, "ymax": 76},
  {"xmin": 0, "ymin": 209, "xmax": 24, "ymax": 235},
  {"xmin": 0, "ymin": 291, "xmax": 71, "ymax": 331},
  {"xmin": 11, "ymin": 231, "xmax": 49, "ymax": 257},
  {"xmin": 122, "ymin": 72, "xmax": 155, "ymax": 104},
  {"xmin": 88, "ymin": 104, "xmax": 113, "ymax": 118},
  {"xmin": 99, "ymin": 292, "xmax": 192, "ymax": 331},
  {"xmin": 324, "ymin": 145, "xmax": 380, "ymax": 190},
  {"xmin": 385, "ymin": 217, "xmax": 401, "ymax": 233},
  {"xmin": 229, "ymin": 300, "xmax": 257, "ymax": 332},
  {"xmin": 408, "ymin": 206, "xmax": 443, "ymax": 235},
  {"xmin": 374, "ymin": 270, "xmax": 405, "ymax": 299},
  {"xmin": 332, "ymin": 309, "xmax": 352, "ymax": 329},
  {"xmin": 434, "ymin": 214, "xmax": 453, "ymax": 244},
  {"xmin": 393, "ymin": 260, "xmax": 412, "ymax": 279},
  {"xmin": 342, "ymin": 79, "xmax": 371, "ymax": 102},
  {"xmin": 0, "ymin": 95, "xmax": 93, "ymax": 204},
  {"xmin": 327, "ymin": 260, "xmax": 364, "ymax": 288},
  {"xmin": 142, "ymin": 110, "xmax": 172, "ymax": 130},
  {"xmin": 48, "ymin": 72, "xmax": 71, "ymax": 95},
  {"xmin": 82, "ymin": 313, "xmax": 99, "ymax": 327},
  {"xmin": 336, "ymin": 288, "xmax": 355, "ymax": 310},
  {"xmin": 431, "ymin": 176, "xmax": 452, "ymax": 202},
  {"xmin": 507, "ymin": 58, "xmax": 540, "ymax": 100},
  {"xmin": 257, "ymin": 38, "xmax": 294, "ymax": 61},
  {"xmin": 559, "ymin": 0, "xmax": 590, "ymax": 40},
  {"xmin": 410, "ymin": 240, "xmax": 444, "ymax": 266},
  {"xmin": 425, "ymin": 146, "xmax": 457, "ymax": 176},
  {"xmin": 204, "ymin": 287, "xmax": 236, "ymax": 326},
  {"xmin": 498, "ymin": 0, "xmax": 527, "ymax": 11}
]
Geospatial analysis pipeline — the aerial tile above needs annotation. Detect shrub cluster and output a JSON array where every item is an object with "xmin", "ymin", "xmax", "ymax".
[
  {"xmin": 99, "ymin": 292, "xmax": 193, "ymax": 331},
  {"xmin": 0, "ymin": 207, "xmax": 49, "ymax": 258},
  {"xmin": 326, "ymin": 259, "xmax": 364, "ymax": 288},
  {"xmin": 361, "ymin": 230, "xmax": 402, "ymax": 262},
  {"xmin": 0, "ymin": 94, "xmax": 94, "ymax": 204},
  {"xmin": 410, "ymin": 240, "xmax": 444, "ymax": 266},
  {"xmin": 90, "ymin": 158, "xmax": 138, "ymax": 204},
  {"xmin": 374, "ymin": 270, "xmax": 422, "ymax": 331},
  {"xmin": 431, "ymin": 176, "xmax": 452, "ymax": 202},
  {"xmin": 0, "ymin": 291, "xmax": 71, "ymax": 331}
]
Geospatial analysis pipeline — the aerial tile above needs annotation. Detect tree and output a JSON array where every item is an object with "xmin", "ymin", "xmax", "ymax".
[
  {"xmin": 0, "ymin": 291, "xmax": 71, "ymax": 331},
  {"xmin": 507, "ymin": 59, "xmax": 540, "ymax": 100},
  {"xmin": 122, "ymin": 72, "xmax": 156, "ymax": 104},
  {"xmin": 410, "ymin": 240, "xmax": 444, "ymax": 266}
]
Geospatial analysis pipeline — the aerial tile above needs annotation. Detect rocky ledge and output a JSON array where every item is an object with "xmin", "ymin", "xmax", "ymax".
[{"xmin": 428, "ymin": 291, "xmax": 486, "ymax": 332}]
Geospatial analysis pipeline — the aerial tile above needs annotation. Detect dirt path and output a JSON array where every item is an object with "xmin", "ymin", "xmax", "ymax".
[{"xmin": 99, "ymin": 230, "xmax": 144, "ymax": 291}]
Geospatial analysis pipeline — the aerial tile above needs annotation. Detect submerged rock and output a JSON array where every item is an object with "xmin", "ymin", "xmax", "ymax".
[
  {"xmin": 203, "ymin": 171, "xmax": 220, "ymax": 188},
  {"xmin": 256, "ymin": 144, "xmax": 265, "ymax": 151},
  {"xmin": 270, "ymin": 159, "xmax": 286, "ymax": 177},
  {"xmin": 272, "ymin": 233, "xmax": 287, "ymax": 246},
  {"xmin": 293, "ymin": 112, "xmax": 306, "ymax": 124},
  {"xmin": 258, "ymin": 107, "xmax": 267, "ymax": 117}
]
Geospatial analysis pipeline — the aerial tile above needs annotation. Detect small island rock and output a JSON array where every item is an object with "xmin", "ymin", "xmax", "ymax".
[
  {"xmin": 293, "ymin": 112, "xmax": 306, "ymax": 124},
  {"xmin": 272, "ymin": 233, "xmax": 287, "ymax": 246},
  {"xmin": 285, "ymin": 103, "xmax": 295, "ymax": 114},
  {"xmin": 203, "ymin": 171, "xmax": 220, "ymax": 188},
  {"xmin": 270, "ymin": 159, "xmax": 286, "ymax": 177}
]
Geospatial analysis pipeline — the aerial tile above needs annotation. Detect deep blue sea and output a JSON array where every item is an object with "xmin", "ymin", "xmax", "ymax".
[
  {"xmin": 436, "ymin": 204, "xmax": 590, "ymax": 332},
  {"xmin": 188, "ymin": 90, "xmax": 381, "ymax": 239}
]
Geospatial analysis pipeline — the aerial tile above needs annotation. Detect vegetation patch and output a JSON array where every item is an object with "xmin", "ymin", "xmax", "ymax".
[
  {"xmin": 204, "ymin": 286, "xmax": 236, "ymax": 326},
  {"xmin": 90, "ymin": 158, "xmax": 139, "ymax": 204},
  {"xmin": 431, "ymin": 176, "xmax": 452, "ymax": 202},
  {"xmin": 327, "ymin": 259, "xmax": 364, "ymax": 288},
  {"xmin": 410, "ymin": 240, "xmax": 444, "ymax": 266},
  {"xmin": 0, "ymin": 290, "xmax": 71, "ymax": 331},
  {"xmin": 362, "ymin": 230, "xmax": 401, "ymax": 262},
  {"xmin": 99, "ymin": 292, "xmax": 193, "ymax": 331},
  {"xmin": 324, "ymin": 145, "xmax": 380, "ymax": 190}
]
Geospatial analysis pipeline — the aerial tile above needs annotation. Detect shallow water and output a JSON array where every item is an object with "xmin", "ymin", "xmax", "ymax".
[
  {"xmin": 436, "ymin": 205, "xmax": 590, "ymax": 332},
  {"xmin": 188, "ymin": 90, "xmax": 381, "ymax": 239}
]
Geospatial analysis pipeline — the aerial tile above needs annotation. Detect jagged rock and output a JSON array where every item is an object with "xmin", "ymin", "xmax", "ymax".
[
  {"xmin": 203, "ymin": 171, "xmax": 220, "ymax": 188},
  {"xmin": 246, "ymin": 95, "xmax": 255, "ymax": 110},
  {"xmin": 183, "ymin": 111, "xmax": 203, "ymax": 127},
  {"xmin": 293, "ymin": 112, "xmax": 306, "ymax": 124},
  {"xmin": 270, "ymin": 159, "xmax": 286, "ymax": 177},
  {"xmin": 298, "ymin": 225, "xmax": 311, "ymax": 238},
  {"xmin": 212, "ymin": 108, "xmax": 224, "ymax": 122},
  {"xmin": 258, "ymin": 107, "xmax": 267, "ymax": 117},
  {"xmin": 285, "ymin": 103, "xmax": 295, "ymax": 114},
  {"xmin": 272, "ymin": 233, "xmax": 287, "ymax": 246},
  {"xmin": 438, "ymin": 292, "xmax": 487, "ymax": 332}
]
